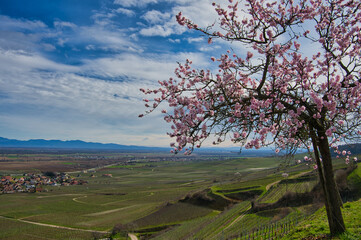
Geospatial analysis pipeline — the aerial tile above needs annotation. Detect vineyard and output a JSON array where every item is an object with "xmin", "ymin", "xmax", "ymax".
[
  {"xmin": 145, "ymin": 169, "xmax": 324, "ymax": 240},
  {"xmin": 144, "ymin": 160, "xmax": 361, "ymax": 240}
]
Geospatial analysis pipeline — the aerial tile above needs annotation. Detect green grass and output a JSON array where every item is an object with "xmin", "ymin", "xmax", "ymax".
[
  {"xmin": 259, "ymin": 180, "xmax": 317, "ymax": 203},
  {"xmin": 0, "ymin": 217, "xmax": 98, "ymax": 240},
  {"xmin": 192, "ymin": 201, "xmax": 251, "ymax": 239},
  {"xmin": 131, "ymin": 202, "xmax": 213, "ymax": 229},
  {"xmin": 152, "ymin": 211, "xmax": 219, "ymax": 240},
  {"xmin": 282, "ymin": 201, "xmax": 361, "ymax": 239},
  {"xmin": 0, "ymin": 156, "xmax": 284, "ymax": 239},
  {"xmin": 62, "ymin": 162, "xmax": 77, "ymax": 165}
]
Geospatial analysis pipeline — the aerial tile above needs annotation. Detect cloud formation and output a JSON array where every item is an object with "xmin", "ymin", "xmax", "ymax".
[{"xmin": 0, "ymin": 0, "xmax": 233, "ymax": 146}]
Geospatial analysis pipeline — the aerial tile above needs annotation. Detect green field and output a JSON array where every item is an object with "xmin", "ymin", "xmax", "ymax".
[{"xmin": 0, "ymin": 151, "xmax": 360, "ymax": 239}]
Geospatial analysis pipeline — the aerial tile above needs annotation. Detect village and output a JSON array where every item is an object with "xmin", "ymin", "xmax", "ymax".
[{"xmin": 0, "ymin": 172, "xmax": 87, "ymax": 194}]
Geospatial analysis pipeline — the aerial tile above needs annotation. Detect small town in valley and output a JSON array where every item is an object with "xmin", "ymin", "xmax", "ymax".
[{"xmin": 0, "ymin": 172, "xmax": 87, "ymax": 194}]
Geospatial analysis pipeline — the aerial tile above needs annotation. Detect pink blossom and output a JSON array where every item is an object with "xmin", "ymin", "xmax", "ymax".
[
  {"xmin": 246, "ymin": 52, "xmax": 253, "ymax": 60},
  {"xmin": 338, "ymin": 120, "xmax": 344, "ymax": 125},
  {"xmin": 325, "ymin": 128, "xmax": 332, "ymax": 137}
]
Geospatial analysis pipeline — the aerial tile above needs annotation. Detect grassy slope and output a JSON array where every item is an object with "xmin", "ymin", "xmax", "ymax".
[
  {"xmin": 283, "ymin": 200, "xmax": 361, "ymax": 239},
  {"xmin": 155, "ymin": 162, "xmax": 359, "ymax": 240},
  {"xmin": 283, "ymin": 163, "xmax": 361, "ymax": 239},
  {"xmin": 0, "ymin": 217, "xmax": 95, "ymax": 240}
]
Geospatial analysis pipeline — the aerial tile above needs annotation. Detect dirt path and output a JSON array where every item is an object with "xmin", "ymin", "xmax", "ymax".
[
  {"xmin": 128, "ymin": 233, "xmax": 138, "ymax": 240},
  {"xmin": 72, "ymin": 195, "xmax": 88, "ymax": 204},
  {"xmin": 84, "ymin": 205, "xmax": 137, "ymax": 217},
  {"xmin": 37, "ymin": 194, "xmax": 82, "ymax": 199},
  {"xmin": 224, "ymin": 206, "xmax": 251, "ymax": 231},
  {"xmin": 178, "ymin": 180, "xmax": 206, "ymax": 186},
  {"xmin": 266, "ymin": 180, "xmax": 281, "ymax": 191},
  {"xmin": 0, "ymin": 215, "xmax": 109, "ymax": 234},
  {"xmin": 266, "ymin": 170, "xmax": 312, "ymax": 191},
  {"xmin": 66, "ymin": 162, "xmax": 121, "ymax": 174}
]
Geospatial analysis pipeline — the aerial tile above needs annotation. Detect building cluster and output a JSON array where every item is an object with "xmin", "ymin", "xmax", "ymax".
[{"xmin": 0, "ymin": 173, "xmax": 87, "ymax": 194}]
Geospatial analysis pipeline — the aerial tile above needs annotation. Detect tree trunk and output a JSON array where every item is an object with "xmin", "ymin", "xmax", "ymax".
[
  {"xmin": 317, "ymin": 131, "xmax": 346, "ymax": 235},
  {"xmin": 310, "ymin": 128, "xmax": 333, "ymax": 231}
]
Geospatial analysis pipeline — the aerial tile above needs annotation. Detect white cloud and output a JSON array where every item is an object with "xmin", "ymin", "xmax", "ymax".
[
  {"xmin": 0, "ymin": 14, "xmax": 141, "ymax": 56},
  {"xmin": 0, "ymin": 47, "xmax": 211, "ymax": 146},
  {"xmin": 0, "ymin": 31, "xmax": 38, "ymax": 51},
  {"xmin": 53, "ymin": 21, "xmax": 77, "ymax": 29},
  {"xmin": 169, "ymin": 38, "xmax": 180, "ymax": 43},
  {"xmin": 139, "ymin": 24, "xmax": 177, "ymax": 37},
  {"xmin": 91, "ymin": 12, "xmax": 116, "ymax": 26},
  {"xmin": 172, "ymin": 0, "xmax": 219, "ymax": 28},
  {"xmin": 42, "ymin": 43, "xmax": 56, "ymax": 51},
  {"xmin": 114, "ymin": 8, "xmax": 136, "ymax": 17},
  {"xmin": 73, "ymin": 25, "xmax": 143, "ymax": 53},
  {"xmin": 0, "ymin": 15, "xmax": 47, "ymax": 31},
  {"xmin": 141, "ymin": 10, "xmax": 171, "ymax": 24},
  {"xmin": 0, "ymin": 15, "xmax": 52, "ymax": 52},
  {"xmin": 0, "ymin": 51, "xmax": 165, "ymax": 145},
  {"xmin": 113, "ymin": 0, "xmax": 158, "ymax": 7},
  {"xmin": 137, "ymin": 0, "xmax": 223, "ymax": 37},
  {"xmin": 0, "ymin": 49, "xmax": 78, "ymax": 72},
  {"xmin": 81, "ymin": 52, "xmax": 210, "ymax": 82},
  {"xmin": 187, "ymin": 37, "xmax": 204, "ymax": 43}
]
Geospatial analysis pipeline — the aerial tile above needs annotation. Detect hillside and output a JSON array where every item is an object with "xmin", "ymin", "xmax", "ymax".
[
  {"xmin": 283, "ymin": 200, "xmax": 361, "ymax": 239},
  {"xmin": 334, "ymin": 143, "xmax": 361, "ymax": 156},
  {"xmin": 0, "ymin": 137, "xmax": 167, "ymax": 152},
  {"xmin": 0, "ymin": 137, "xmax": 276, "ymax": 157}
]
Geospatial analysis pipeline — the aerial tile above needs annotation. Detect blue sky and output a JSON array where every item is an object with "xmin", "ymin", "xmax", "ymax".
[{"xmin": 0, "ymin": 0, "xmax": 233, "ymax": 146}]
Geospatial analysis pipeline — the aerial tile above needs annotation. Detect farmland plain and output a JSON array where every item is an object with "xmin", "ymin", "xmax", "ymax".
[{"xmin": 0, "ymin": 149, "xmax": 359, "ymax": 239}]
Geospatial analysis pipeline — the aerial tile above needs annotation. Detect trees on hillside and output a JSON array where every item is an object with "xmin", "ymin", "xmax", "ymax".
[{"xmin": 140, "ymin": 0, "xmax": 361, "ymax": 235}]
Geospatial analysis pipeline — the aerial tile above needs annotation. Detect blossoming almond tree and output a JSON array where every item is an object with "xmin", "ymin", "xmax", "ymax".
[{"xmin": 140, "ymin": 0, "xmax": 361, "ymax": 235}]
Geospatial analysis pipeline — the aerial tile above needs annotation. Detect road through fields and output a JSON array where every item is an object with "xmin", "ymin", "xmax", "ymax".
[{"xmin": 0, "ymin": 215, "xmax": 110, "ymax": 234}]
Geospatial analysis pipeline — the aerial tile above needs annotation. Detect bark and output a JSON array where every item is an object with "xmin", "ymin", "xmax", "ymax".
[
  {"xmin": 310, "ymin": 128, "xmax": 333, "ymax": 230},
  {"xmin": 317, "ymin": 130, "xmax": 346, "ymax": 235}
]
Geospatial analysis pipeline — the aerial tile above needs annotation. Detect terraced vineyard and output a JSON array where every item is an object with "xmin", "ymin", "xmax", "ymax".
[
  {"xmin": 149, "ymin": 168, "xmax": 325, "ymax": 239},
  {"xmin": 259, "ymin": 175, "xmax": 318, "ymax": 204}
]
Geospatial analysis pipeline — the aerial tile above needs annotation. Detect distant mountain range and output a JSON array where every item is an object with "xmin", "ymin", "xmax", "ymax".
[
  {"xmin": 1, "ymin": 137, "xmax": 358, "ymax": 157},
  {"xmin": 0, "ymin": 137, "xmax": 275, "ymax": 156},
  {"xmin": 15, "ymin": 137, "xmax": 359, "ymax": 158},
  {"xmin": 0, "ymin": 137, "xmax": 169, "ymax": 152}
]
